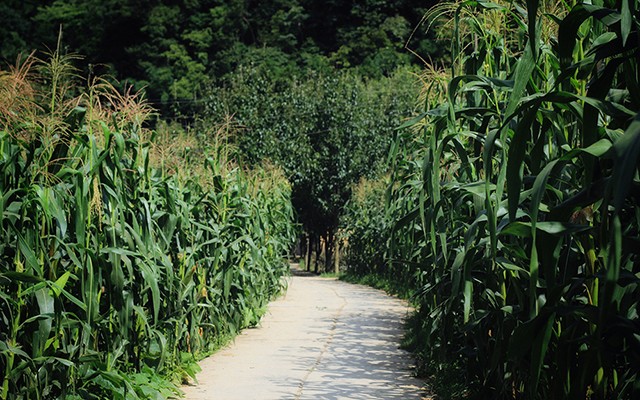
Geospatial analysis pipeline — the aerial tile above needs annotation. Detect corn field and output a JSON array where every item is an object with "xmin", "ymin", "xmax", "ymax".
[
  {"xmin": 344, "ymin": 0, "xmax": 640, "ymax": 398},
  {"xmin": 0, "ymin": 50, "xmax": 296, "ymax": 399}
]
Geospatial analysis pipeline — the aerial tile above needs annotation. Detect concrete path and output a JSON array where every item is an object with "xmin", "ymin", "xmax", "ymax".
[{"xmin": 181, "ymin": 267, "xmax": 429, "ymax": 400}]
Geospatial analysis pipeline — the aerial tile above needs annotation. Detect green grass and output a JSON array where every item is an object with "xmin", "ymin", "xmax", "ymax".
[
  {"xmin": 340, "ymin": 273, "xmax": 416, "ymax": 300},
  {"xmin": 319, "ymin": 271, "xmax": 341, "ymax": 278}
]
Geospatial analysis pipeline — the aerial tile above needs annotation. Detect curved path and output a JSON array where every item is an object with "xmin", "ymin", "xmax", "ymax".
[{"xmin": 181, "ymin": 267, "xmax": 429, "ymax": 400}]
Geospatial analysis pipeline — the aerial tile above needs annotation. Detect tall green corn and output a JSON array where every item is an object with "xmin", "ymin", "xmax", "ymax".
[
  {"xmin": 0, "ymin": 50, "xmax": 295, "ymax": 399},
  {"xmin": 344, "ymin": 0, "xmax": 640, "ymax": 398}
]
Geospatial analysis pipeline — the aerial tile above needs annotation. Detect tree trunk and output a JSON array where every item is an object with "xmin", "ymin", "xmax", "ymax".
[
  {"xmin": 314, "ymin": 235, "xmax": 320, "ymax": 274},
  {"xmin": 334, "ymin": 238, "xmax": 340, "ymax": 274},
  {"xmin": 325, "ymin": 230, "xmax": 334, "ymax": 273},
  {"xmin": 305, "ymin": 233, "xmax": 312, "ymax": 272}
]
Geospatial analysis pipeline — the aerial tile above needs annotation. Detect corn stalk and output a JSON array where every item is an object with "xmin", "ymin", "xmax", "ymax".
[
  {"xmin": 344, "ymin": 0, "xmax": 640, "ymax": 398},
  {"xmin": 0, "ymin": 50, "xmax": 295, "ymax": 399}
]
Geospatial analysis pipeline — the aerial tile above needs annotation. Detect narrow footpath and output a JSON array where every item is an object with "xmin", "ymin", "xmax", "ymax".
[{"xmin": 181, "ymin": 266, "xmax": 429, "ymax": 400}]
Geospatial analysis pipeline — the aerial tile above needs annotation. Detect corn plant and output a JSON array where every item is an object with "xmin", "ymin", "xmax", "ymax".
[
  {"xmin": 344, "ymin": 0, "xmax": 640, "ymax": 398},
  {"xmin": 0, "ymin": 49, "xmax": 295, "ymax": 399}
]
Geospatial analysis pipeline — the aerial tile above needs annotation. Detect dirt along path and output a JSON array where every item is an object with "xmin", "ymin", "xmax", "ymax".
[{"xmin": 181, "ymin": 265, "xmax": 429, "ymax": 400}]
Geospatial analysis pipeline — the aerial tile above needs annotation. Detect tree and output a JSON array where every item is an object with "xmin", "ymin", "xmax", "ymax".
[
  {"xmin": 204, "ymin": 66, "xmax": 418, "ymax": 272},
  {"xmin": 3, "ymin": 0, "xmax": 444, "ymax": 118}
]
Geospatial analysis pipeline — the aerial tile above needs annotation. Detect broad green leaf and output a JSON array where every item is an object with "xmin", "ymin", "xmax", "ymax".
[
  {"xmin": 585, "ymin": 32, "xmax": 618, "ymax": 57},
  {"xmin": 530, "ymin": 312, "xmax": 556, "ymax": 395},
  {"xmin": 621, "ymin": 0, "xmax": 632, "ymax": 46},
  {"xmin": 1, "ymin": 271, "xmax": 44, "ymax": 284},
  {"xmin": 507, "ymin": 106, "xmax": 538, "ymax": 220},
  {"xmin": 609, "ymin": 114, "xmax": 640, "ymax": 210},
  {"xmin": 505, "ymin": 38, "xmax": 537, "ymax": 117},
  {"xmin": 50, "ymin": 271, "xmax": 72, "ymax": 298},
  {"xmin": 559, "ymin": 4, "xmax": 621, "ymax": 66},
  {"xmin": 35, "ymin": 288, "xmax": 54, "ymax": 350},
  {"xmin": 501, "ymin": 221, "xmax": 591, "ymax": 237},
  {"xmin": 17, "ymin": 233, "xmax": 40, "ymax": 276}
]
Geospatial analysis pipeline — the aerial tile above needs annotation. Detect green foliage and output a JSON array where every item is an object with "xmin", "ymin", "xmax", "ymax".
[
  {"xmin": 340, "ymin": 178, "xmax": 389, "ymax": 276},
  {"xmin": 0, "ymin": 52, "xmax": 295, "ymax": 399},
  {"xmin": 1, "ymin": 0, "xmax": 443, "ymax": 117},
  {"xmin": 343, "ymin": 0, "xmax": 640, "ymax": 398},
  {"xmin": 204, "ymin": 66, "xmax": 418, "ymax": 270},
  {"xmin": 0, "ymin": 1, "xmax": 36, "ymax": 62}
]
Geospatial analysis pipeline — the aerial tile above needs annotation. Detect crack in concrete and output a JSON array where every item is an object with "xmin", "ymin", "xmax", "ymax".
[{"xmin": 294, "ymin": 285, "xmax": 347, "ymax": 400}]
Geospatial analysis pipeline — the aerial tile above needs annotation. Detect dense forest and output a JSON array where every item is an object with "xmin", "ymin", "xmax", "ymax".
[
  {"xmin": 1, "ymin": 0, "xmax": 441, "ymax": 113},
  {"xmin": 2, "ymin": 0, "xmax": 640, "ymax": 399}
]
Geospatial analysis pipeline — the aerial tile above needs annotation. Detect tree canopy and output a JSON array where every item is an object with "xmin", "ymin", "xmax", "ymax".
[
  {"xmin": 1, "ymin": 0, "xmax": 441, "ymax": 113},
  {"xmin": 204, "ymin": 66, "xmax": 418, "ymax": 269}
]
